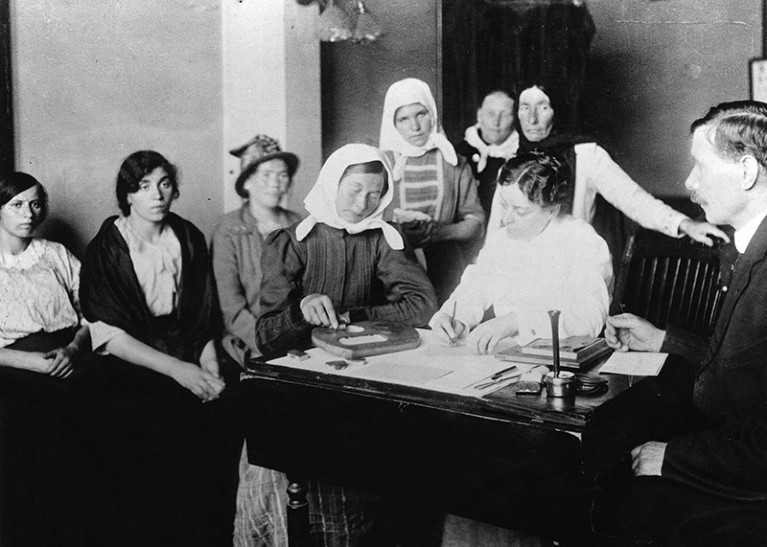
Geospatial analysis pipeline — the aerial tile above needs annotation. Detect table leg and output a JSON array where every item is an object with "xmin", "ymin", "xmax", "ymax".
[{"xmin": 287, "ymin": 475, "xmax": 310, "ymax": 546}]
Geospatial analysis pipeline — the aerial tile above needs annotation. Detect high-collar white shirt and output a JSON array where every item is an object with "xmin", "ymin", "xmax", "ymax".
[{"xmin": 734, "ymin": 205, "xmax": 767, "ymax": 253}]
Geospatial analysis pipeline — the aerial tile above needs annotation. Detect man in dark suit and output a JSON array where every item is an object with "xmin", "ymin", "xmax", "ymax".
[{"xmin": 582, "ymin": 101, "xmax": 767, "ymax": 545}]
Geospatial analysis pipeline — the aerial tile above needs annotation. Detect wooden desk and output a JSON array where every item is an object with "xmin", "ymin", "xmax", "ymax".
[{"xmin": 239, "ymin": 357, "xmax": 633, "ymax": 544}]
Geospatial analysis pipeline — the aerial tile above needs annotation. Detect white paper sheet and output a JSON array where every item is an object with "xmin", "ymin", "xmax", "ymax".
[{"xmin": 599, "ymin": 351, "xmax": 667, "ymax": 377}]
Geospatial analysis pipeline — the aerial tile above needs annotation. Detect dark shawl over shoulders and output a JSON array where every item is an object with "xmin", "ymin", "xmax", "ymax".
[{"xmin": 80, "ymin": 213, "xmax": 219, "ymax": 364}]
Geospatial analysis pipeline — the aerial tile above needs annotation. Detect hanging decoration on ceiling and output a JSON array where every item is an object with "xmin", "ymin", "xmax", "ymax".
[{"xmin": 298, "ymin": 0, "xmax": 384, "ymax": 43}]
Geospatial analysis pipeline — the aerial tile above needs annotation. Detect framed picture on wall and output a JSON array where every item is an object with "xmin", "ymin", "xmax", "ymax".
[{"xmin": 750, "ymin": 59, "xmax": 767, "ymax": 102}]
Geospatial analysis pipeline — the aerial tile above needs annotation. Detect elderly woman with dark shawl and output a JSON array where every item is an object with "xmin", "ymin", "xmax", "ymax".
[
  {"xmin": 80, "ymin": 151, "xmax": 235, "ymax": 546},
  {"xmin": 253, "ymin": 143, "xmax": 437, "ymax": 545},
  {"xmin": 486, "ymin": 80, "xmax": 729, "ymax": 249},
  {"xmin": 379, "ymin": 78, "xmax": 485, "ymax": 304}
]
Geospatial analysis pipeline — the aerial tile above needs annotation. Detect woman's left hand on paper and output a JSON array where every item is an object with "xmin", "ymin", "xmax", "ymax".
[{"xmin": 466, "ymin": 314, "xmax": 518, "ymax": 355}]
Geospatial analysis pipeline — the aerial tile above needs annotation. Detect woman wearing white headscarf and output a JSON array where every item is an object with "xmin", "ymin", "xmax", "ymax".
[
  {"xmin": 252, "ymin": 144, "xmax": 436, "ymax": 545},
  {"xmin": 380, "ymin": 78, "xmax": 485, "ymax": 304},
  {"xmin": 256, "ymin": 143, "xmax": 437, "ymax": 357}
]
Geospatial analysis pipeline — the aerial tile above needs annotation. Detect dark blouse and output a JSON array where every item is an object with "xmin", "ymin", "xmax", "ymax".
[
  {"xmin": 80, "ymin": 213, "xmax": 219, "ymax": 364},
  {"xmin": 255, "ymin": 223, "xmax": 438, "ymax": 355}
]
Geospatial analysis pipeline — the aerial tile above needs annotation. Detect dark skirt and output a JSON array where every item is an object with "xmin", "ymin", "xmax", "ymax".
[
  {"xmin": 0, "ymin": 328, "xmax": 97, "ymax": 547},
  {"xmin": 84, "ymin": 353, "xmax": 241, "ymax": 547}
]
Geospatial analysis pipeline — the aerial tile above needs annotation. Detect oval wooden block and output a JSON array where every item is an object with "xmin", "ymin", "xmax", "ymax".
[{"xmin": 311, "ymin": 321, "xmax": 420, "ymax": 358}]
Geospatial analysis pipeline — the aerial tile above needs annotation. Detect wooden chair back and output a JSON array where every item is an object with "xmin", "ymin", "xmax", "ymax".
[{"xmin": 612, "ymin": 227, "xmax": 725, "ymax": 336}]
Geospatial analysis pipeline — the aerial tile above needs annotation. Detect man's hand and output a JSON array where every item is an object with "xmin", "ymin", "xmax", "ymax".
[
  {"xmin": 679, "ymin": 219, "xmax": 730, "ymax": 247},
  {"xmin": 631, "ymin": 441, "xmax": 667, "ymax": 476},
  {"xmin": 300, "ymin": 294, "xmax": 340, "ymax": 329},
  {"xmin": 605, "ymin": 313, "xmax": 665, "ymax": 352},
  {"xmin": 466, "ymin": 314, "xmax": 518, "ymax": 355},
  {"xmin": 430, "ymin": 312, "xmax": 468, "ymax": 346}
]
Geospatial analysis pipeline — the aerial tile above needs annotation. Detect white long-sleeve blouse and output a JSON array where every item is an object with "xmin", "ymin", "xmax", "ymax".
[{"xmin": 435, "ymin": 215, "xmax": 612, "ymax": 346}]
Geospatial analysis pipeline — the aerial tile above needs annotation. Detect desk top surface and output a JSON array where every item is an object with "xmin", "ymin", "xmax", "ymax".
[{"xmin": 243, "ymin": 330, "xmax": 638, "ymax": 432}]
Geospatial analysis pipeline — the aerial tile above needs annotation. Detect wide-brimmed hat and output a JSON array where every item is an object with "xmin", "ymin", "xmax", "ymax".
[{"xmin": 229, "ymin": 134, "xmax": 299, "ymax": 175}]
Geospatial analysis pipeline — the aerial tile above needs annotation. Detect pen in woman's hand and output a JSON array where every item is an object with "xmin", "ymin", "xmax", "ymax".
[{"xmin": 449, "ymin": 301, "xmax": 458, "ymax": 344}]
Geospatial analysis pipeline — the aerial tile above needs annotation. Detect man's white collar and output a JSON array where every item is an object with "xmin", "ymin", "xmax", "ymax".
[
  {"xmin": 463, "ymin": 125, "xmax": 519, "ymax": 172},
  {"xmin": 734, "ymin": 205, "xmax": 767, "ymax": 253}
]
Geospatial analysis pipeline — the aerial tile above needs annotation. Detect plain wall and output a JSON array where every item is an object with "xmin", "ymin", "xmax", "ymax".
[
  {"xmin": 222, "ymin": 1, "xmax": 322, "ymax": 215},
  {"xmin": 13, "ymin": 0, "xmax": 223, "ymax": 257},
  {"xmin": 319, "ymin": 0, "xmax": 440, "ymax": 159},
  {"xmin": 585, "ymin": 0, "xmax": 761, "ymax": 196}
]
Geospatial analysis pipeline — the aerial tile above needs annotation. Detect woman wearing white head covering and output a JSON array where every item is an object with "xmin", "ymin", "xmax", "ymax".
[
  {"xmin": 256, "ymin": 143, "xmax": 437, "ymax": 354},
  {"xmin": 379, "ymin": 78, "xmax": 485, "ymax": 304},
  {"xmin": 253, "ymin": 144, "xmax": 437, "ymax": 546}
]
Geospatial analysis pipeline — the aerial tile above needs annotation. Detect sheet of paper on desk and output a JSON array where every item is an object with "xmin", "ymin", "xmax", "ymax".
[
  {"xmin": 267, "ymin": 329, "xmax": 536, "ymax": 397},
  {"xmin": 353, "ymin": 361, "xmax": 450, "ymax": 383},
  {"xmin": 599, "ymin": 352, "xmax": 667, "ymax": 376}
]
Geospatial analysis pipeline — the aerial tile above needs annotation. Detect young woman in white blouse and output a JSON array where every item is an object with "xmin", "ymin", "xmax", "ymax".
[
  {"xmin": 0, "ymin": 172, "xmax": 93, "ymax": 544},
  {"xmin": 0, "ymin": 172, "xmax": 89, "ymax": 373}
]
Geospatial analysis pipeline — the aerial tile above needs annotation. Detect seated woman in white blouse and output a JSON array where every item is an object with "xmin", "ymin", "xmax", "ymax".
[
  {"xmin": 0, "ymin": 172, "xmax": 89, "ymax": 373},
  {"xmin": 430, "ymin": 150, "xmax": 613, "ymax": 355},
  {"xmin": 0, "ymin": 172, "xmax": 93, "ymax": 545},
  {"xmin": 80, "ymin": 151, "xmax": 235, "ymax": 546}
]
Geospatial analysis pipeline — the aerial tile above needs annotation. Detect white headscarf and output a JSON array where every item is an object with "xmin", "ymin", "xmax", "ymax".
[
  {"xmin": 295, "ymin": 144, "xmax": 404, "ymax": 250},
  {"xmin": 378, "ymin": 78, "xmax": 458, "ymax": 180}
]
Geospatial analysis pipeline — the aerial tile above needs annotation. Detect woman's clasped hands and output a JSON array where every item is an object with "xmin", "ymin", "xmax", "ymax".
[
  {"xmin": 20, "ymin": 346, "xmax": 77, "ymax": 378},
  {"xmin": 172, "ymin": 360, "xmax": 225, "ymax": 403}
]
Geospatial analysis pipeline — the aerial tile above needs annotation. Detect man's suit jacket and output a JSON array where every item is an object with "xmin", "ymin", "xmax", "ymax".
[{"xmin": 662, "ymin": 214, "xmax": 767, "ymax": 500}]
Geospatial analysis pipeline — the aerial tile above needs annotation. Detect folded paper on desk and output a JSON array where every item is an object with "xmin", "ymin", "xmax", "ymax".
[{"xmin": 599, "ymin": 352, "xmax": 667, "ymax": 377}]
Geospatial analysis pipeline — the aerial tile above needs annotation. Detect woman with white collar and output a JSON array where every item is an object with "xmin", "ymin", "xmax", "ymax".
[{"xmin": 379, "ymin": 78, "xmax": 485, "ymax": 304}]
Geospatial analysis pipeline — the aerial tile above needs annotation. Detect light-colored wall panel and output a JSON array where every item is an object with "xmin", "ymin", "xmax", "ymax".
[
  {"xmin": 13, "ymin": 0, "xmax": 223, "ymax": 255},
  {"xmin": 586, "ymin": 0, "xmax": 761, "ymax": 197}
]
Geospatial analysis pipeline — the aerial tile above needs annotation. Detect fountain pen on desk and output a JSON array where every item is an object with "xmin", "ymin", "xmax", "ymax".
[
  {"xmin": 491, "ymin": 365, "xmax": 518, "ymax": 380},
  {"xmin": 475, "ymin": 366, "xmax": 520, "ymax": 390}
]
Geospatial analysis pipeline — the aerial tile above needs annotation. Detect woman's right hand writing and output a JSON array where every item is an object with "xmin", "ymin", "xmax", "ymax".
[
  {"xmin": 171, "ymin": 361, "xmax": 225, "ymax": 402},
  {"xmin": 300, "ymin": 294, "xmax": 341, "ymax": 328},
  {"xmin": 430, "ymin": 312, "xmax": 468, "ymax": 346}
]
